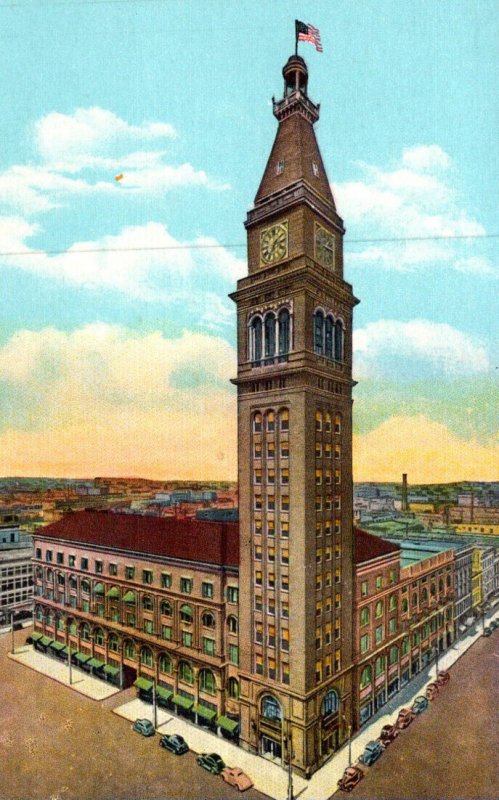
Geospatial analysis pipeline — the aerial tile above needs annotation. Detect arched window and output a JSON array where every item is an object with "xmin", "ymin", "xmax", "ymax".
[
  {"xmin": 228, "ymin": 677, "xmax": 239, "ymax": 699},
  {"xmin": 402, "ymin": 598, "xmax": 408, "ymax": 613},
  {"xmin": 389, "ymin": 645, "xmax": 399, "ymax": 665},
  {"xmin": 438, "ymin": 578, "xmax": 444, "ymax": 593},
  {"xmin": 199, "ymin": 669, "xmax": 216, "ymax": 695},
  {"xmin": 315, "ymin": 410, "xmax": 323, "ymax": 431},
  {"xmin": 389, "ymin": 595, "xmax": 398, "ymax": 611},
  {"xmin": 35, "ymin": 606, "xmax": 44, "ymax": 621},
  {"xmin": 334, "ymin": 413, "xmax": 341, "ymax": 434},
  {"xmin": 180, "ymin": 604, "xmax": 193, "ymax": 623},
  {"xmin": 94, "ymin": 627, "xmax": 104, "ymax": 646},
  {"xmin": 261, "ymin": 695, "xmax": 282, "ymax": 722},
  {"xmin": 421, "ymin": 588, "xmax": 428, "ymax": 602},
  {"xmin": 266, "ymin": 411, "xmax": 275, "ymax": 432},
  {"xmin": 46, "ymin": 611, "xmax": 53, "ymax": 626},
  {"xmin": 56, "ymin": 615, "xmax": 64, "ymax": 631},
  {"xmin": 264, "ymin": 313, "xmax": 276, "ymax": 360},
  {"xmin": 81, "ymin": 623, "xmax": 90, "ymax": 642},
  {"xmin": 251, "ymin": 316, "xmax": 262, "ymax": 362},
  {"xmin": 253, "ymin": 412, "xmax": 262, "ymax": 433},
  {"xmin": 375, "ymin": 656, "xmax": 385, "ymax": 677},
  {"xmin": 375, "ymin": 601, "xmax": 383, "ymax": 618},
  {"xmin": 160, "ymin": 601, "xmax": 172, "ymax": 616},
  {"xmin": 430, "ymin": 583, "xmax": 436, "ymax": 596},
  {"xmin": 334, "ymin": 320, "xmax": 344, "ymax": 361},
  {"xmin": 202, "ymin": 612, "xmax": 215, "ymax": 628},
  {"xmin": 179, "ymin": 660, "xmax": 194, "ymax": 685},
  {"xmin": 360, "ymin": 607, "xmax": 370, "ymax": 626},
  {"xmin": 325, "ymin": 315, "xmax": 334, "ymax": 359},
  {"xmin": 322, "ymin": 689, "xmax": 339, "ymax": 716},
  {"xmin": 279, "ymin": 408, "xmax": 289, "ymax": 431},
  {"xmin": 124, "ymin": 639, "xmax": 135, "ymax": 660},
  {"xmin": 278, "ymin": 308, "xmax": 290, "ymax": 355},
  {"xmin": 325, "ymin": 412, "xmax": 332, "ymax": 432},
  {"xmin": 412, "ymin": 592, "xmax": 418, "ymax": 607},
  {"xmin": 69, "ymin": 576, "xmax": 77, "ymax": 590},
  {"xmin": 140, "ymin": 646, "xmax": 153, "ymax": 667},
  {"xmin": 108, "ymin": 633, "xmax": 119, "ymax": 653},
  {"xmin": 46, "ymin": 568, "xmax": 54, "ymax": 582},
  {"xmin": 68, "ymin": 619, "xmax": 77, "ymax": 636},
  {"xmin": 142, "ymin": 595, "xmax": 154, "ymax": 611},
  {"xmin": 360, "ymin": 665, "xmax": 372, "ymax": 689},
  {"xmin": 159, "ymin": 652, "xmax": 172, "ymax": 674},
  {"xmin": 314, "ymin": 310, "xmax": 324, "ymax": 354},
  {"xmin": 227, "ymin": 615, "xmax": 238, "ymax": 634},
  {"xmin": 81, "ymin": 579, "xmax": 90, "ymax": 595}
]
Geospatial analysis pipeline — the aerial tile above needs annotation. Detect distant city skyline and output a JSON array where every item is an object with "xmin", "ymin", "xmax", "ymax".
[{"xmin": 0, "ymin": 1, "xmax": 497, "ymax": 482}]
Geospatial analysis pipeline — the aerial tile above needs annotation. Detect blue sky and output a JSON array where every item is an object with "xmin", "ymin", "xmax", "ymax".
[{"xmin": 0, "ymin": 0, "xmax": 497, "ymax": 480}]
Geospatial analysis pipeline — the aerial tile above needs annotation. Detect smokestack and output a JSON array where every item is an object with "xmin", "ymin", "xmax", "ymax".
[{"xmin": 402, "ymin": 473, "xmax": 408, "ymax": 513}]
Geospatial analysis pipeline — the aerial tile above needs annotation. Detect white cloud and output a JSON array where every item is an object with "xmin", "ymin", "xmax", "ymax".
[
  {"xmin": 334, "ymin": 145, "xmax": 495, "ymax": 276},
  {"xmin": 353, "ymin": 319, "xmax": 490, "ymax": 378},
  {"xmin": 1, "ymin": 218, "xmax": 245, "ymax": 315},
  {"xmin": 0, "ymin": 325, "xmax": 237, "ymax": 479}
]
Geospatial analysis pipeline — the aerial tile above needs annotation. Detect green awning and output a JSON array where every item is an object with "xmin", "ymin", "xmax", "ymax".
[
  {"xmin": 49, "ymin": 640, "xmax": 65, "ymax": 651},
  {"xmin": 40, "ymin": 636, "xmax": 53, "ymax": 647},
  {"xmin": 216, "ymin": 715, "xmax": 239, "ymax": 733},
  {"xmin": 93, "ymin": 583, "xmax": 105, "ymax": 595},
  {"xmin": 106, "ymin": 587, "xmax": 120, "ymax": 599},
  {"xmin": 194, "ymin": 704, "xmax": 217, "ymax": 721},
  {"xmin": 103, "ymin": 664, "xmax": 120, "ymax": 677},
  {"xmin": 134, "ymin": 677, "xmax": 154, "ymax": 692},
  {"xmin": 122, "ymin": 590, "xmax": 136, "ymax": 603},
  {"xmin": 87, "ymin": 657, "xmax": 105, "ymax": 669},
  {"xmin": 62, "ymin": 646, "xmax": 71, "ymax": 655},
  {"xmin": 74, "ymin": 652, "xmax": 91, "ymax": 664},
  {"xmin": 156, "ymin": 686, "xmax": 173, "ymax": 702},
  {"xmin": 172, "ymin": 694, "xmax": 194, "ymax": 710},
  {"xmin": 31, "ymin": 631, "xmax": 43, "ymax": 641}
]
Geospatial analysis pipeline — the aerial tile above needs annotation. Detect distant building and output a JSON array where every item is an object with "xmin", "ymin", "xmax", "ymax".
[{"xmin": 0, "ymin": 516, "xmax": 34, "ymax": 628}]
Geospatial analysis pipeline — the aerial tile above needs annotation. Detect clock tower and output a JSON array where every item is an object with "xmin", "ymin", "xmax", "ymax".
[{"xmin": 231, "ymin": 55, "xmax": 358, "ymax": 777}]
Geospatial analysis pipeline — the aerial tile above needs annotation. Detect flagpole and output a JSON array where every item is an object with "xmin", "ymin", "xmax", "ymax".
[{"xmin": 294, "ymin": 20, "xmax": 298, "ymax": 56}]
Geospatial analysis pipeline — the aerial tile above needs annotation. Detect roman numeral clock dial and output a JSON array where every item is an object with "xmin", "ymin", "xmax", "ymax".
[{"xmin": 260, "ymin": 221, "xmax": 288, "ymax": 265}]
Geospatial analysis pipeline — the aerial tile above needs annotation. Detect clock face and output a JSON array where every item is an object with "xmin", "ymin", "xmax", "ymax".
[
  {"xmin": 260, "ymin": 222, "xmax": 288, "ymax": 265},
  {"xmin": 315, "ymin": 225, "xmax": 335, "ymax": 268}
]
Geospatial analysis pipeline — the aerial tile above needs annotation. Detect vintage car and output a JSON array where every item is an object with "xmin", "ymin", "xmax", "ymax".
[
  {"xmin": 359, "ymin": 739, "xmax": 384, "ymax": 766},
  {"xmin": 437, "ymin": 670, "xmax": 450, "ymax": 686},
  {"xmin": 132, "ymin": 718, "xmax": 155, "ymax": 737},
  {"xmin": 379, "ymin": 723, "xmax": 400, "ymax": 745},
  {"xmin": 412, "ymin": 695, "xmax": 429, "ymax": 714},
  {"xmin": 159, "ymin": 734, "xmax": 188, "ymax": 755},
  {"xmin": 221, "ymin": 767, "xmax": 254, "ymax": 791},
  {"xmin": 196, "ymin": 753, "xmax": 225, "ymax": 775},
  {"xmin": 396, "ymin": 708, "xmax": 415, "ymax": 729},
  {"xmin": 337, "ymin": 766, "xmax": 364, "ymax": 792},
  {"xmin": 425, "ymin": 682, "xmax": 439, "ymax": 701}
]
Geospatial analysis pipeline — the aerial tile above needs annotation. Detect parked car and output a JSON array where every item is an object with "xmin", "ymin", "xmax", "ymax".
[
  {"xmin": 482, "ymin": 626, "xmax": 492, "ymax": 637},
  {"xmin": 412, "ymin": 695, "xmax": 429, "ymax": 714},
  {"xmin": 132, "ymin": 719, "xmax": 155, "ymax": 737},
  {"xmin": 425, "ymin": 683, "xmax": 439, "ymax": 701},
  {"xmin": 396, "ymin": 708, "xmax": 415, "ymax": 729},
  {"xmin": 379, "ymin": 724, "xmax": 400, "ymax": 746},
  {"xmin": 337, "ymin": 766, "xmax": 364, "ymax": 792},
  {"xmin": 221, "ymin": 767, "xmax": 254, "ymax": 791},
  {"xmin": 358, "ymin": 739, "xmax": 384, "ymax": 766},
  {"xmin": 437, "ymin": 670, "xmax": 450, "ymax": 686},
  {"xmin": 159, "ymin": 734, "xmax": 188, "ymax": 755},
  {"xmin": 490, "ymin": 619, "xmax": 499, "ymax": 630},
  {"xmin": 196, "ymin": 753, "xmax": 225, "ymax": 775}
]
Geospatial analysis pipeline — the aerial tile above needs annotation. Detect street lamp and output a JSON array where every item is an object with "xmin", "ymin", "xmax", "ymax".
[{"xmin": 342, "ymin": 715, "xmax": 352, "ymax": 768}]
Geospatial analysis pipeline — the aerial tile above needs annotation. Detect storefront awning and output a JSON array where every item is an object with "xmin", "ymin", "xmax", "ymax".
[
  {"xmin": 194, "ymin": 704, "xmax": 217, "ymax": 722},
  {"xmin": 103, "ymin": 664, "xmax": 120, "ymax": 677},
  {"xmin": 465, "ymin": 617, "xmax": 474, "ymax": 626},
  {"xmin": 49, "ymin": 640, "xmax": 65, "ymax": 651},
  {"xmin": 106, "ymin": 587, "xmax": 120, "ymax": 599},
  {"xmin": 156, "ymin": 686, "xmax": 173, "ymax": 702},
  {"xmin": 31, "ymin": 631, "xmax": 43, "ymax": 642},
  {"xmin": 40, "ymin": 636, "xmax": 53, "ymax": 647},
  {"xmin": 74, "ymin": 652, "xmax": 91, "ymax": 664},
  {"xmin": 134, "ymin": 677, "xmax": 154, "ymax": 692},
  {"xmin": 216, "ymin": 715, "xmax": 239, "ymax": 733},
  {"xmin": 87, "ymin": 657, "xmax": 105, "ymax": 669},
  {"xmin": 172, "ymin": 694, "xmax": 194, "ymax": 710},
  {"xmin": 122, "ymin": 590, "xmax": 136, "ymax": 603},
  {"xmin": 459, "ymin": 624, "xmax": 467, "ymax": 632},
  {"xmin": 93, "ymin": 583, "xmax": 105, "ymax": 595}
]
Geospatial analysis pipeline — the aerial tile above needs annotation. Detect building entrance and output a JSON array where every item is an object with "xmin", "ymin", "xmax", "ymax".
[{"xmin": 261, "ymin": 735, "xmax": 282, "ymax": 762}]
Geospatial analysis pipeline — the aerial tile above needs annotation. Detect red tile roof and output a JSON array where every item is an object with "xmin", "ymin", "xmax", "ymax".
[
  {"xmin": 36, "ymin": 510, "xmax": 239, "ymax": 567},
  {"xmin": 354, "ymin": 527, "xmax": 400, "ymax": 564}
]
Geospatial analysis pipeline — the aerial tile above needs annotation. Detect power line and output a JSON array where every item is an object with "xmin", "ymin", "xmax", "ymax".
[{"xmin": 0, "ymin": 233, "xmax": 497, "ymax": 258}]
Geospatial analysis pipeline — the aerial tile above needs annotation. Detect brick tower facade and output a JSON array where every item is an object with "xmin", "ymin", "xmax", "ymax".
[{"xmin": 231, "ymin": 55, "xmax": 359, "ymax": 777}]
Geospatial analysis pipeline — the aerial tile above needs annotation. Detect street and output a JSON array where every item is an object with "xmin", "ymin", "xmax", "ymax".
[
  {"xmin": 0, "ymin": 628, "xmax": 267, "ymax": 800},
  {"xmin": 334, "ymin": 629, "xmax": 498, "ymax": 799}
]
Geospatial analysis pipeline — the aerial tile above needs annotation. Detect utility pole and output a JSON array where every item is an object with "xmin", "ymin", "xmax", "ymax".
[
  {"xmin": 152, "ymin": 683, "xmax": 157, "ymax": 729},
  {"xmin": 348, "ymin": 724, "xmax": 352, "ymax": 767},
  {"xmin": 11, "ymin": 611, "xmax": 15, "ymax": 655},
  {"xmin": 68, "ymin": 642, "xmax": 72, "ymax": 685},
  {"xmin": 286, "ymin": 721, "xmax": 293, "ymax": 800}
]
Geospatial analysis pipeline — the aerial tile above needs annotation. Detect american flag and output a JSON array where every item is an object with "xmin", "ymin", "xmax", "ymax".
[{"xmin": 295, "ymin": 20, "xmax": 323, "ymax": 53}]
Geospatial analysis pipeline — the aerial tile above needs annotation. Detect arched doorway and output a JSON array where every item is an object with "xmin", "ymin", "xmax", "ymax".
[
  {"xmin": 321, "ymin": 688, "xmax": 340, "ymax": 756},
  {"xmin": 259, "ymin": 694, "xmax": 283, "ymax": 763}
]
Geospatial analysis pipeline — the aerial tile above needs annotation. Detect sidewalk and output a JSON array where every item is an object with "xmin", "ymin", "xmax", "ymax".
[
  {"xmin": 114, "ymin": 697, "xmax": 308, "ymax": 800},
  {"xmin": 301, "ymin": 609, "xmax": 499, "ymax": 800},
  {"xmin": 8, "ymin": 645, "xmax": 120, "ymax": 701}
]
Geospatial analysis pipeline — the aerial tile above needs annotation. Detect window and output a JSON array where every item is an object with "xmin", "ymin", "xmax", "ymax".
[
  {"xmin": 261, "ymin": 695, "xmax": 282, "ymax": 722},
  {"xmin": 254, "ymin": 494, "xmax": 262, "ymax": 511},
  {"xmin": 360, "ymin": 666, "xmax": 372, "ymax": 689},
  {"xmin": 182, "ymin": 630, "xmax": 193, "ymax": 648},
  {"xmin": 140, "ymin": 646, "xmax": 153, "ymax": 667},
  {"xmin": 255, "ymin": 654, "xmax": 263, "ymax": 675},
  {"xmin": 199, "ymin": 668, "xmax": 216, "ymax": 694},
  {"xmin": 389, "ymin": 594, "xmax": 398, "ymax": 611},
  {"xmin": 402, "ymin": 637, "xmax": 409, "ymax": 656},
  {"xmin": 159, "ymin": 653, "xmax": 172, "ymax": 674},
  {"xmin": 202, "ymin": 637, "xmax": 215, "ymax": 656},
  {"xmin": 142, "ymin": 569, "xmax": 153, "ymax": 585},
  {"xmin": 281, "ymin": 468, "xmax": 289, "ymax": 485},
  {"xmin": 389, "ymin": 618, "xmax": 396, "ymax": 635},
  {"xmin": 267, "ymin": 495, "xmax": 275, "ymax": 511},
  {"xmin": 282, "ymin": 601, "xmax": 289, "ymax": 618},
  {"xmin": 180, "ymin": 577, "xmax": 192, "ymax": 594},
  {"xmin": 180, "ymin": 604, "xmax": 193, "ymax": 623},
  {"xmin": 255, "ymin": 570, "xmax": 262, "ymax": 586},
  {"xmin": 125, "ymin": 611, "xmax": 134, "ymax": 625},
  {"xmin": 125, "ymin": 566, "xmax": 135, "ymax": 580},
  {"xmin": 281, "ymin": 547, "xmax": 289, "ymax": 565},
  {"xmin": 360, "ymin": 607, "xmax": 370, "ymax": 626},
  {"xmin": 375, "ymin": 575, "xmax": 383, "ymax": 590},
  {"xmin": 267, "ymin": 468, "xmax": 275, "ymax": 484},
  {"xmin": 179, "ymin": 661, "xmax": 194, "ymax": 684},
  {"xmin": 334, "ymin": 414, "xmax": 341, "ymax": 434},
  {"xmin": 95, "ymin": 560, "xmax": 103, "ymax": 574},
  {"xmin": 254, "ymin": 468, "xmax": 262, "ymax": 485},
  {"xmin": 143, "ymin": 619, "xmax": 154, "ymax": 635},
  {"xmin": 160, "ymin": 600, "xmax": 172, "ymax": 616},
  {"xmin": 314, "ymin": 311, "xmax": 324, "ymax": 354},
  {"xmin": 280, "ymin": 408, "xmax": 289, "ymax": 431},
  {"xmin": 202, "ymin": 581, "xmax": 214, "ymax": 599},
  {"xmin": 375, "ymin": 656, "xmax": 385, "ymax": 677},
  {"xmin": 109, "ymin": 563, "xmax": 118, "ymax": 576},
  {"xmin": 229, "ymin": 644, "xmax": 239, "ymax": 665},
  {"xmin": 278, "ymin": 310, "xmax": 290, "ymax": 355},
  {"xmin": 281, "ymin": 441, "xmax": 289, "ymax": 458},
  {"xmin": 281, "ymin": 495, "xmax": 289, "ymax": 511},
  {"xmin": 35, "ymin": 548, "xmax": 42, "ymax": 560},
  {"xmin": 161, "ymin": 572, "xmax": 172, "ymax": 589},
  {"xmin": 375, "ymin": 625, "xmax": 383, "ymax": 644},
  {"xmin": 202, "ymin": 611, "xmax": 215, "ymax": 628},
  {"xmin": 81, "ymin": 623, "xmax": 90, "ymax": 642},
  {"xmin": 254, "ymin": 441, "xmax": 262, "ymax": 459},
  {"xmin": 142, "ymin": 595, "xmax": 153, "ymax": 611},
  {"xmin": 227, "ymin": 615, "xmax": 238, "ymax": 633},
  {"xmin": 315, "ymin": 410, "xmax": 323, "ymax": 431},
  {"xmin": 361, "ymin": 581, "xmax": 368, "ymax": 598},
  {"xmin": 227, "ymin": 586, "xmax": 239, "ymax": 604},
  {"xmin": 161, "ymin": 624, "xmax": 172, "ymax": 640},
  {"xmin": 80, "ymin": 557, "xmax": 88, "ymax": 571},
  {"xmin": 375, "ymin": 601, "xmax": 383, "ymax": 618},
  {"xmin": 275, "ymin": 159, "xmax": 284, "ymax": 175},
  {"xmin": 334, "ymin": 320, "xmax": 344, "ymax": 360},
  {"xmin": 228, "ymin": 677, "xmax": 239, "ymax": 699},
  {"xmin": 46, "ymin": 550, "xmax": 53, "ymax": 563},
  {"xmin": 253, "ymin": 411, "xmax": 262, "ymax": 432},
  {"xmin": 360, "ymin": 634, "xmax": 369, "ymax": 653},
  {"xmin": 268, "ymin": 571, "xmax": 275, "ymax": 588},
  {"xmin": 56, "ymin": 552, "xmax": 64, "ymax": 565}
]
